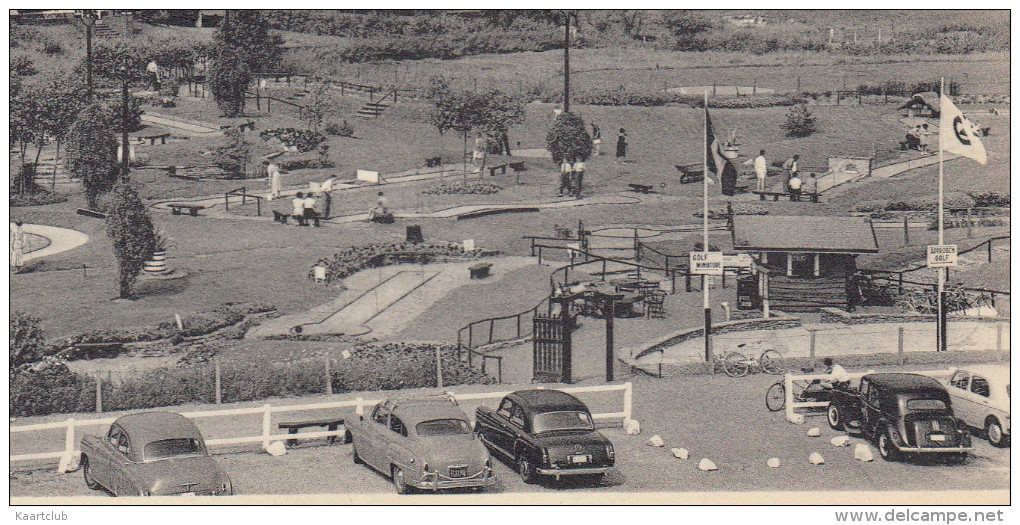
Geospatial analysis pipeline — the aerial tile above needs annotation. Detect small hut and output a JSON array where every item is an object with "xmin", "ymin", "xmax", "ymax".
[
  {"xmin": 899, "ymin": 92, "xmax": 941, "ymax": 118},
  {"xmin": 731, "ymin": 215, "xmax": 878, "ymax": 311}
]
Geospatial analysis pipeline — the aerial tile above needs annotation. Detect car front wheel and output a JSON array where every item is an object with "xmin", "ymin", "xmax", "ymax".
[
  {"xmin": 82, "ymin": 456, "xmax": 101, "ymax": 490},
  {"xmin": 827, "ymin": 403, "xmax": 844, "ymax": 431},
  {"xmin": 878, "ymin": 430, "xmax": 901, "ymax": 462},
  {"xmin": 517, "ymin": 455, "xmax": 537, "ymax": 484},
  {"xmin": 986, "ymin": 418, "xmax": 1010, "ymax": 448},
  {"xmin": 392, "ymin": 466, "xmax": 410, "ymax": 494}
]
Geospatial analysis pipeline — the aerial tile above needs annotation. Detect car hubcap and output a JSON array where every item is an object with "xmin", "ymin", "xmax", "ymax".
[
  {"xmin": 879, "ymin": 435, "xmax": 889, "ymax": 456},
  {"xmin": 828, "ymin": 406, "xmax": 839, "ymax": 426},
  {"xmin": 989, "ymin": 423, "xmax": 1002, "ymax": 443}
]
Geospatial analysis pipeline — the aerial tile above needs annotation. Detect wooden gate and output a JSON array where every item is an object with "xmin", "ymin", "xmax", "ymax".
[{"xmin": 533, "ymin": 313, "xmax": 572, "ymax": 383}]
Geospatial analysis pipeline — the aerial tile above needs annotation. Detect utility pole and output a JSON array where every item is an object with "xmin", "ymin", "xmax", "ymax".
[{"xmin": 563, "ymin": 11, "xmax": 571, "ymax": 113}]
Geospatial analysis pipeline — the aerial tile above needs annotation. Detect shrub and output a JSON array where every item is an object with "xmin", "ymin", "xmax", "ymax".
[
  {"xmin": 214, "ymin": 128, "xmax": 252, "ymax": 176},
  {"xmin": 780, "ymin": 104, "xmax": 817, "ymax": 137},
  {"xmin": 423, "ymin": 180, "xmax": 502, "ymax": 195},
  {"xmin": 10, "ymin": 312, "xmax": 47, "ymax": 368},
  {"xmin": 9, "ymin": 189, "xmax": 68, "ymax": 207},
  {"xmin": 108, "ymin": 96, "xmax": 144, "ymax": 133},
  {"xmin": 10, "ymin": 359, "xmax": 95, "ymax": 417},
  {"xmin": 967, "ymin": 192, "xmax": 1010, "ymax": 208},
  {"xmin": 259, "ymin": 128, "xmax": 326, "ymax": 152},
  {"xmin": 694, "ymin": 202, "xmax": 768, "ymax": 220},
  {"xmin": 107, "ymin": 182, "xmax": 156, "ymax": 299},
  {"xmin": 324, "ymin": 119, "xmax": 355, "ymax": 137}
]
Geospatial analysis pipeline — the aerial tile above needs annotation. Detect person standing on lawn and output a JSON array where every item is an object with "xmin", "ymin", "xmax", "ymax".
[
  {"xmin": 146, "ymin": 59, "xmax": 160, "ymax": 90},
  {"xmin": 919, "ymin": 123, "xmax": 932, "ymax": 153},
  {"xmin": 266, "ymin": 160, "xmax": 281, "ymax": 200},
  {"xmin": 558, "ymin": 160, "xmax": 572, "ymax": 197},
  {"xmin": 591, "ymin": 123, "xmax": 602, "ymax": 156},
  {"xmin": 10, "ymin": 220, "xmax": 26, "ymax": 274},
  {"xmin": 292, "ymin": 192, "xmax": 307, "ymax": 226},
  {"xmin": 744, "ymin": 149, "xmax": 768, "ymax": 192},
  {"xmin": 571, "ymin": 160, "xmax": 585, "ymax": 199},
  {"xmin": 781, "ymin": 154, "xmax": 799, "ymax": 192},
  {"xmin": 615, "ymin": 128, "xmax": 628, "ymax": 162},
  {"xmin": 472, "ymin": 132, "xmax": 486, "ymax": 173}
]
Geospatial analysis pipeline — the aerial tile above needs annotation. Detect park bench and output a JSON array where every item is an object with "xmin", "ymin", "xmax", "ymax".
[
  {"xmin": 272, "ymin": 210, "xmax": 290, "ymax": 224},
  {"xmin": 277, "ymin": 416, "xmax": 345, "ymax": 448},
  {"xmin": 469, "ymin": 262, "xmax": 493, "ymax": 279},
  {"xmin": 628, "ymin": 183, "xmax": 654, "ymax": 194},
  {"xmin": 509, "ymin": 161, "xmax": 526, "ymax": 172},
  {"xmin": 221, "ymin": 120, "xmax": 256, "ymax": 132},
  {"xmin": 752, "ymin": 190, "xmax": 819, "ymax": 203},
  {"xmin": 675, "ymin": 165, "xmax": 704, "ymax": 184},
  {"xmin": 424, "ymin": 156, "xmax": 442, "ymax": 168},
  {"xmin": 168, "ymin": 203, "xmax": 206, "ymax": 216},
  {"xmin": 487, "ymin": 163, "xmax": 508, "ymax": 176},
  {"xmin": 76, "ymin": 208, "xmax": 107, "ymax": 219},
  {"xmin": 138, "ymin": 132, "xmax": 171, "ymax": 145}
]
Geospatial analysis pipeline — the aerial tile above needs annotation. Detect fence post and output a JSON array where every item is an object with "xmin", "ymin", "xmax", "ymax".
[
  {"xmin": 995, "ymin": 323, "xmax": 1003, "ymax": 356},
  {"xmin": 355, "ymin": 398, "xmax": 364, "ymax": 416},
  {"xmin": 256, "ymin": 197, "xmax": 261, "ymax": 217},
  {"xmin": 224, "ymin": 193, "xmax": 229, "ymax": 211},
  {"xmin": 468, "ymin": 324, "xmax": 473, "ymax": 351},
  {"xmin": 325, "ymin": 356, "xmax": 333, "ymax": 396},
  {"xmin": 489, "ymin": 319, "xmax": 495, "ymax": 344},
  {"xmin": 516, "ymin": 314, "xmax": 522, "ymax": 339},
  {"xmin": 784, "ymin": 374, "xmax": 796, "ymax": 423},
  {"xmin": 809, "ymin": 330, "xmax": 817, "ymax": 358},
  {"xmin": 538, "ymin": 246, "xmax": 542, "ymax": 265},
  {"xmin": 94, "ymin": 372, "xmax": 103, "ymax": 413},
  {"xmin": 686, "ymin": 271, "xmax": 692, "ymax": 292},
  {"xmin": 903, "ymin": 216, "xmax": 909, "ymax": 245},
  {"xmin": 602, "ymin": 260, "xmax": 607, "ymax": 281},
  {"xmin": 622, "ymin": 382, "xmax": 634, "ymax": 427},
  {"xmin": 898, "ymin": 326, "xmax": 905, "ymax": 365},
  {"xmin": 497, "ymin": 358, "xmax": 503, "ymax": 384},
  {"xmin": 987, "ymin": 240, "xmax": 993, "ymax": 263},
  {"xmin": 261, "ymin": 404, "xmax": 272, "ymax": 449},
  {"xmin": 63, "ymin": 418, "xmax": 76, "ymax": 465},
  {"xmin": 214, "ymin": 359, "xmax": 222, "ymax": 405}
]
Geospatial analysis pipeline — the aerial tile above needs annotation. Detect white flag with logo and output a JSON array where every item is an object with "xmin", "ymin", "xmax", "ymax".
[{"xmin": 940, "ymin": 93, "xmax": 987, "ymax": 165}]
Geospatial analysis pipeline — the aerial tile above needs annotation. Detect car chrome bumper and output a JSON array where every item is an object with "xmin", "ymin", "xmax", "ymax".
[
  {"xmin": 895, "ymin": 445, "xmax": 974, "ymax": 453},
  {"xmin": 416, "ymin": 468, "xmax": 496, "ymax": 490},
  {"xmin": 536, "ymin": 465, "xmax": 613, "ymax": 480}
]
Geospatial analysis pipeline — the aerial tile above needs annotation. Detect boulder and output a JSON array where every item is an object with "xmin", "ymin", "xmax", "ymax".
[
  {"xmin": 265, "ymin": 441, "xmax": 287, "ymax": 457},
  {"xmin": 807, "ymin": 427, "xmax": 821, "ymax": 437},
  {"xmin": 670, "ymin": 448, "xmax": 689, "ymax": 460},
  {"xmin": 767, "ymin": 457, "xmax": 781, "ymax": 468},
  {"xmin": 647, "ymin": 434, "xmax": 665, "ymax": 447},
  {"xmin": 698, "ymin": 458, "xmax": 718, "ymax": 471},
  {"xmin": 341, "ymin": 350, "xmax": 352, "ymax": 360},
  {"xmin": 624, "ymin": 419, "xmax": 641, "ymax": 435},
  {"xmin": 854, "ymin": 443, "xmax": 874, "ymax": 462},
  {"xmin": 808, "ymin": 452, "xmax": 825, "ymax": 465},
  {"xmin": 830, "ymin": 436, "xmax": 851, "ymax": 447},
  {"xmin": 787, "ymin": 413, "xmax": 805, "ymax": 425}
]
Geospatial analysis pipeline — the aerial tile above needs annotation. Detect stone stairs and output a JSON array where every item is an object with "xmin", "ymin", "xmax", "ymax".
[{"xmin": 15, "ymin": 153, "xmax": 79, "ymax": 188}]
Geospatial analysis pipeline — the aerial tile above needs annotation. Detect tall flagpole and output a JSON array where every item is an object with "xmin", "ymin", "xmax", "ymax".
[
  {"xmin": 937, "ymin": 77, "xmax": 946, "ymax": 351},
  {"xmin": 703, "ymin": 89, "xmax": 712, "ymax": 363}
]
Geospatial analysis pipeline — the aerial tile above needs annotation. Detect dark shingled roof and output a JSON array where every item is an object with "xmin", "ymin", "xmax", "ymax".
[{"xmin": 731, "ymin": 215, "xmax": 878, "ymax": 254}]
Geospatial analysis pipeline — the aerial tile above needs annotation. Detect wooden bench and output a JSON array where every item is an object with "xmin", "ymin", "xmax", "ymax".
[
  {"xmin": 138, "ymin": 132, "xmax": 171, "ymax": 145},
  {"xmin": 628, "ymin": 183, "xmax": 654, "ymax": 194},
  {"xmin": 425, "ymin": 156, "xmax": 442, "ymax": 168},
  {"xmin": 752, "ymin": 190, "xmax": 819, "ymax": 203},
  {"xmin": 509, "ymin": 161, "xmax": 526, "ymax": 172},
  {"xmin": 272, "ymin": 210, "xmax": 290, "ymax": 224},
  {"xmin": 469, "ymin": 262, "xmax": 493, "ymax": 279},
  {"xmin": 277, "ymin": 416, "xmax": 345, "ymax": 447},
  {"xmin": 487, "ymin": 163, "xmax": 508, "ymax": 176},
  {"xmin": 76, "ymin": 208, "xmax": 107, "ymax": 219},
  {"xmin": 168, "ymin": 203, "xmax": 206, "ymax": 216},
  {"xmin": 675, "ymin": 165, "xmax": 704, "ymax": 184}
]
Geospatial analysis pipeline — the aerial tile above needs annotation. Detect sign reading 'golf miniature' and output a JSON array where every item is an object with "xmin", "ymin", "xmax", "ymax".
[
  {"xmin": 926, "ymin": 244, "xmax": 958, "ymax": 268},
  {"xmin": 691, "ymin": 251, "xmax": 724, "ymax": 275}
]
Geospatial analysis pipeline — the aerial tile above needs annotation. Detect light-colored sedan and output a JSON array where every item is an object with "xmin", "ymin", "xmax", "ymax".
[{"xmin": 946, "ymin": 365, "xmax": 1010, "ymax": 447}]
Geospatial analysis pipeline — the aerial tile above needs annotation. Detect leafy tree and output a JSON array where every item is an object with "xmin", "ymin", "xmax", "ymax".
[
  {"xmin": 106, "ymin": 182, "xmax": 157, "ymax": 299},
  {"xmin": 780, "ymin": 104, "xmax": 818, "ymax": 138},
  {"xmin": 660, "ymin": 11, "xmax": 713, "ymax": 51},
  {"xmin": 546, "ymin": 112, "xmax": 593, "ymax": 164},
  {"xmin": 474, "ymin": 88, "xmax": 526, "ymax": 155},
  {"xmin": 427, "ymin": 78, "xmax": 526, "ymax": 159},
  {"xmin": 216, "ymin": 10, "xmax": 284, "ymax": 72},
  {"xmin": 304, "ymin": 78, "xmax": 340, "ymax": 132},
  {"xmin": 10, "ymin": 311, "xmax": 46, "ymax": 369},
  {"xmin": 209, "ymin": 43, "xmax": 252, "ymax": 117},
  {"xmin": 109, "ymin": 95, "xmax": 144, "ymax": 133},
  {"xmin": 66, "ymin": 103, "xmax": 119, "ymax": 209},
  {"xmin": 214, "ymin": 128, "xmax": 252, "ymax": 176}
]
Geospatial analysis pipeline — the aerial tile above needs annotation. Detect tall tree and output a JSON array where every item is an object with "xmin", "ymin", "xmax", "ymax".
[
  {"xmin": 209, "ymin": 42, "xmax": 251, "ymax": 117},
  {"xmin": 106, "ymin": 182, "xmax": 157, "ymax": 299},
  {"xmin": 546, "ymin": 112, "xmax": 593, "ymax": 165},
  {"xmin": 65, "ymin": 103, "xmax": 119, "ymax": 208},
  {"xmin": 216, "ymin": 10, "xmax": 284, "ymax": 72}
]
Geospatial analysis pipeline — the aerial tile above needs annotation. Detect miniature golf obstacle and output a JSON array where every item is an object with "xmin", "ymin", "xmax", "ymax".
[
  {"xmin": 647, "ymin": 435, "xmax": 665, "ymax": 447},
  {"xmin": 671, "ymin": 448, "xmax": 689, "ymax": 460},
  {"xmin": 698, "ymin": 458, "xmax": 718, "ymax": 471},
  {"xmin": 808, "ymin": 452, "xmax": 825, "ymax": 465},
  {"xmin": 265, "ymin": 441, "xmax": 287, "ymax": 457},
  {"xmin": 406, "ymin": 225, "xmax": 424, "ymax": 244},
  {"xmin": 462, "ymin": 239, "xmax": 475, "ymax": 252},
  {"xmin": 854, "ymin": 444, "xmax": 874, "ymax": 462},
  {"xmin": 624, "ymin": 419, "xmax": 641, "ymax": 435},
  {"xmin": 807, "ymin": 427, "xmax": 822, "ymax": 437},
  {"xmin": 357, "ymin": 170, "xmax": 381, "ymax": 184},
  {"xmin": 767, "ymin": 457, "xmax": 781, "ymax": 468},
  {"xmin": 830, "ymin": 436, "xmax": 851, "ymax": 447}
]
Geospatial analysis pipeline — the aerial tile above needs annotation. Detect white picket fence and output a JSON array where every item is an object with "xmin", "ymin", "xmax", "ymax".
[
  {"xmin": 784, "ymin": 369, "xmax": 953, "ymax": 423},
  {"xmin": 10, "ymin": 383, "xmax": 634, "ymax": 468}
]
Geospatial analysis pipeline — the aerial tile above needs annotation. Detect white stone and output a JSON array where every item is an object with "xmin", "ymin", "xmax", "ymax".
[
  {"xmin": 854, "ymin": 443, "xmax": 874, "ymax": 462},
  {"xmin": 830, "ymin": 436, "xmax": 851, "ymax": 447},
  {"xmin": 698, "ymin": 458, "xmax": 718, "ymax": 471},
  {"xmin": 807, "ymin": 427, "xmax": 821, "ymax": 437},
  {"xmin": 647, "ymin": 434, "xmax": 665, "ymax": 447},
  {"xmin": 808, "ymin": 452, "xmax": 825, "ymax": 465},
  {"xmin": 341, "ymin": 350, "xmax": 352, "ymax": 360},
  {"xmin": 787, "ymin": 413, "xmax": 805, "ymax": 425},
  {"xmin": 624, "ymin": 419, "xmax": 641, "ymax": 435},
  {"xmin": 265, "ymin": 441, "xmax": 287, "ymax": 456},
  {"xmin": 767, "ymin": 457, "xmax": 781, "ymax": 468},
  {"xmin": 670, "ymin": 448, "xmax": 689, "ymax": 460},
  {"xmin": 57, "ymin": 452, "xmax": 80, "ymax": 474}
]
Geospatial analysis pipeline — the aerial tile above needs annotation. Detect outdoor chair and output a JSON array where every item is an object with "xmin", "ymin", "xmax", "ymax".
[{"xmin": 644, "ymin": 290, "xmax": 666, "ymax": 319}]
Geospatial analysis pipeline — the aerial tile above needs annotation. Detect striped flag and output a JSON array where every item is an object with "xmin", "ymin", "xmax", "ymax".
[
  {"xmin": 705, "ymin": 110, "xmax": 723, "ymax": 183},
  {"xmin": 940, "ymin": 93, "xmax": 987, "ymax": 165}
]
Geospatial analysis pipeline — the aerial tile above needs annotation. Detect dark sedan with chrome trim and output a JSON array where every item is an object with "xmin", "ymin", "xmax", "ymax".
[{"xmin": 475, "ymin": 389, "xmax": 615, "ymax": 484}]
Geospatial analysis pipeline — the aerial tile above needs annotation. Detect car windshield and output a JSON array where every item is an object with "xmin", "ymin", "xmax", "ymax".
[
  {"xmin": 143, "ymin": 438, "xmax": 206, "ymax": 461},
  {"xmin": 905, "ymin": 399, "xmax": 947, "ymax": 411},
  {"xmin": 415, "ymin": 419, "xmax": 472, "ymax": 437},
  {"xmin": 532, "ymin": 411, "xmax": 594, "ymax": 433}
]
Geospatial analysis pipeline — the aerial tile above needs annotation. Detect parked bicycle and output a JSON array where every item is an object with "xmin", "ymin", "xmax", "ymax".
[
  {"xmin": 765, "ymin": 369, "xmax": 833, "ymax": 412},
  {"xmin": 715, "ymin": 341, "xmax": 786, "ymax": 378}
]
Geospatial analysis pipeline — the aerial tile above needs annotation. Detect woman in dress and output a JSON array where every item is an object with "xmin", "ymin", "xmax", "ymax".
[
  {"xmin": 615, "ymin": 128, "xmax": 627, "ymax": 162},
  {"xmin": 10, "ymin": 220, "xmax": 26, "ymax": 274}
]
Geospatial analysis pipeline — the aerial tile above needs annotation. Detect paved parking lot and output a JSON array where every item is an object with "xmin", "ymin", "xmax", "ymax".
[{"xmin": 10, "ymin": 367, "xmax": 1010, "ymax": 499}]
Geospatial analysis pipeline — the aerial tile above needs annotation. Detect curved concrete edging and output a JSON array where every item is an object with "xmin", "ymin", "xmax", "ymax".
[{"xmin": 13, "ymin": 224, "xmax": 90, "ymax": 262}]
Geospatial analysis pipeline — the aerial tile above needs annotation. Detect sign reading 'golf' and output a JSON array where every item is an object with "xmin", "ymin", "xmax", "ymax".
[
  {"xmin": 691, "ymin": 251, "xmax": 724, "ymax": 275},
  {"xmin": 926, "ymin": 244, "xmax": 958, "ymax": 268}
]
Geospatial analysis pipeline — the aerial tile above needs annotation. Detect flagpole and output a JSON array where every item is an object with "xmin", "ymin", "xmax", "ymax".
[
  {"xmin": 703, "ymin": 89, "xmax": 712, "ymax": 364},
  {"xmin": 937, "ymin": 77, "xmax": 946, "ymax": 351}
]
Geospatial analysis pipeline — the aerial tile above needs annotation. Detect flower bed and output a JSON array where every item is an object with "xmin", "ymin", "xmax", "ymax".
[
  {"xmin": 422, "ymin": 180, "xmax": 502, "ymax": 195},
  {"xmin": 310, "ymin": 242, "xmax": 499, "ymax": 284},
  {"xmin": 258, "ymin": 128, "xmax": 326, "ymax": 153},
  {"xmin": 693, "ymin": 202, "xmax": 768, "ymax": 220}
]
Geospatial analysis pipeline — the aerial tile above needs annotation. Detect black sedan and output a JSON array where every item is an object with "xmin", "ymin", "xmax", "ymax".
[{"xmin": 475, "ymin": 389, "xmax": 615, "ymax": 484}]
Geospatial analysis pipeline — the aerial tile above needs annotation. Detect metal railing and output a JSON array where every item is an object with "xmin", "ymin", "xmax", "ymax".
[{"xmin": 224, "ymin": 186, "xmax": 264, "ymax": 216}]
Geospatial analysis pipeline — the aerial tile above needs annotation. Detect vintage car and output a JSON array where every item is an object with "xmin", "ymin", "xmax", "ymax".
[
  {"xmin": 475, "ymin": 389, "xmax": 615, "ymax": 483},
  {"xmin": 80, "ymin": 411, "xmax": 232, "ymax": 496},
  {"xmin": 945, "ymin": 365, "xmax": 1010, "ymax": 447},
  {"xmin": 348, "ymin": 394, "xmax": 495, "ymax": 494},
  {"xmin": 827, "ymin": 373, "xmax": 973, "ymax": 461}
]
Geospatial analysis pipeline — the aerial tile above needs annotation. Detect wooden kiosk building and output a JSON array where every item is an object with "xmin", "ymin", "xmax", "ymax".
[{"xmin": 731, "ymin": 215, "xmax": 879, "ymax": 311}]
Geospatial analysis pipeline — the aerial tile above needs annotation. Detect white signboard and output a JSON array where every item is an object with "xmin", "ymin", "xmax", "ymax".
[
  {"xmin": 356, "ymin": 170, "xmax": 380, "ymax": 183},
  {"xmin": 722, "ymin": 253, "xmax": 753, "ymax": 268},
  {"xmin": 926, "ymin": 244, "xmax": 958, "ymax": 268},
  {"xmin": 462, "ymin": 239, "xmax": 475, "ymax": 252},
  {"xmin": 691, "ymin": 252, "xmax": 724, "ymax": 275}
]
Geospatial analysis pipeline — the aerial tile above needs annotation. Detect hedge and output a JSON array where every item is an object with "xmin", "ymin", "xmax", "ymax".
[{"xmin": 311, "ymin": 242, "xmax": 498, "ymax": 284}]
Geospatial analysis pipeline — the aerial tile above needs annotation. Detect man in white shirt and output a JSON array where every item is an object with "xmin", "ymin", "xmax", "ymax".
[
  {"xmin": 788, "ymin": 174, "xmax": 803, "ymax": 202},
  {"xmin": 744, "ymin": 149, "xmax": 768, "ymax": 191},
  {"xmin": 292, "ymin": 192, "xmax": 307, "ymax": 226},
  {"xmin": 781, "ymin": 154, "xmax": 799, "ymax": 192},
  {"xmin": 146, "ymin": 60, "xmax": 159, "ymax": 90}
]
